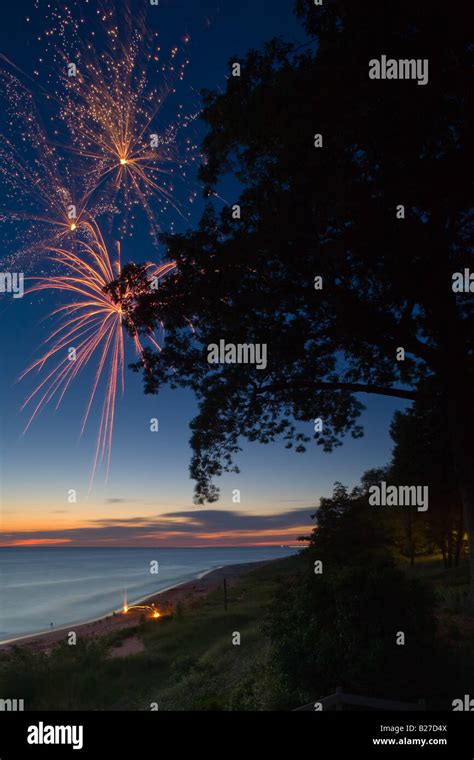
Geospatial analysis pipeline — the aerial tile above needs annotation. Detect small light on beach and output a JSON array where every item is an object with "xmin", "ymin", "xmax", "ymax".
[{"xmin": 121, "ymin": 602, "xmax": 161, "ymax": 618}]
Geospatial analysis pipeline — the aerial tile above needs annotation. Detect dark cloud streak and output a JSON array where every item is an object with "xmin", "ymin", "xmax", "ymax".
[{"xmin": 3, "ymin": 508, "xmax": 314, "ymax": 546}]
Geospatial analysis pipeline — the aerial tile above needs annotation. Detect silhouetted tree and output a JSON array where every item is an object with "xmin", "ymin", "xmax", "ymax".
[
  {"xmin": 114, "ymin": 1, "xmax": 474, "ymax": 603},
  {"xmin": 389, "ymin": 393, "xmax": 465, "ymax": 567},
  {"xmin": 266, "ymin": 482, "xmax": 438, "ymax": 704}
]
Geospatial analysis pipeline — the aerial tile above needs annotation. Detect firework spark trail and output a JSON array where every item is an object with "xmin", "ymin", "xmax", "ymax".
[{"xmin": 19, "ymin": 220, "xmax": 176, "ymax": 487}]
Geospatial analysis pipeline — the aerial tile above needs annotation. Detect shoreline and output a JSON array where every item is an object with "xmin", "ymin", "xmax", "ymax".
[
  {"xmin": 0, "ymin": 559, "xmax": 272, "ymax": 654},
  {"xmin": 0, "ymin": 566, "xmax": 221, "ymax": 648}
]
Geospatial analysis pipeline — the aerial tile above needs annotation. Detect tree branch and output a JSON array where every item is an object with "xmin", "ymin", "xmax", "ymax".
[{"xmin": 257, "ymin": 380, "xmax": 417, "ymax": 401}]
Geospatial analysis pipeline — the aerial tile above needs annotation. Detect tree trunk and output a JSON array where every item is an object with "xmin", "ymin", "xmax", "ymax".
[
  {"xmin": 433, "ymin": 283, "xmax": 474, "ymax": 610},
  {"xmin": 405, "ymin": 512, "xmax": 415, "ymax": 566},
  {"xmin": 455, "ymin": 518, "xmax": 463, "ymax": 568},
  {"xmin": 446, "ymin": 378, "xmax": 474, "ymax": 612}
]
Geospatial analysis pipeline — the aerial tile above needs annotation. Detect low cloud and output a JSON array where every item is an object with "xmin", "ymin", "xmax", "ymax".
[{"xmin": 2, "ymin": 508, "xmax": 314, "ymax": 547}]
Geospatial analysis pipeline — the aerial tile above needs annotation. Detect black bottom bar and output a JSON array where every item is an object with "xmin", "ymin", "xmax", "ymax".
[{"xmin": 0, "ymin": 711, "xmax": 473, "ymax": 757}]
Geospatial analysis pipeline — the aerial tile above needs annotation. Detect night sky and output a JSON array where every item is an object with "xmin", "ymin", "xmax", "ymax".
[{"xmin": 0, "ymin": 0, "xmax": 410, "ymax": 546}]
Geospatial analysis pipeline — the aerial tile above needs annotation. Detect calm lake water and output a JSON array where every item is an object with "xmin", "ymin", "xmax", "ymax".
[{"xmin": 0, "ymin": 546, "xmax": 298, "ymax": 641}]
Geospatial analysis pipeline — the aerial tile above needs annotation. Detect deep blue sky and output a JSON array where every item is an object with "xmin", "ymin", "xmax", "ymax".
[{"xmin": 0, "ymin": 0, "xmax": 410, "ymax": 546}]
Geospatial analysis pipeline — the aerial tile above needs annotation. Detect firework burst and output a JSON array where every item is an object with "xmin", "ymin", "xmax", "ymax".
[
  {"xmin": 40, "ymin": 0, "xmax": 199, "ymax": 242},
  {"xmin": 0, "ymin": 67, "xmax": 110, "ymax": 271},
  {"xmin": 19, "ymin": 220, "xmax": 176, "ymax": 486},
  {"xmin": 0, "ymin": 0, "xmax": 200, "ymax": 483},
  {"xmin": 0, "ymin": 0, "xmax": 199, "ymax": 266}
]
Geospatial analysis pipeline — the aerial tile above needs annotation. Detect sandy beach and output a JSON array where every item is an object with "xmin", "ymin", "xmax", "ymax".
[{"xmin": 0, "ymin": 560, "xmax": 271, "ymax": 655}]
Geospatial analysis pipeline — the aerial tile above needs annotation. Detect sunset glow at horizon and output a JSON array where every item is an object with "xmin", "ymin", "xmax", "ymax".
[{"xmin": 0, "ymin": 505, "xmax": 312, "ymax": 548}]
